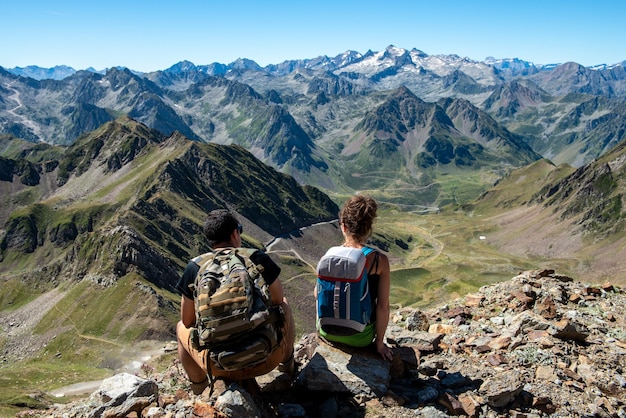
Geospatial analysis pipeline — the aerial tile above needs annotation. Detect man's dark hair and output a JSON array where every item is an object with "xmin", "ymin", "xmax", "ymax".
[{"xmin": 203, "ymin": 209, "xmax": 239, "ymax": 247}]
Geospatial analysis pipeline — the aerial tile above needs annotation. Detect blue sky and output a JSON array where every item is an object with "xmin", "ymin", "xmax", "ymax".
[{"xmin": 1, "ymin": 0, "xmax": 624, "ymax": 72}]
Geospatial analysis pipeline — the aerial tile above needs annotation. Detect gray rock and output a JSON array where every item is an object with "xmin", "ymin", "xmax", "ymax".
[
  {"xmin": 479, "ymin": 370, "xmax": 524, "ymax": 408},
  {"xmin": 295, "ymin": 341, "xmax": 390, "ymax": 397},
  {"xmin": 214, "ymin": 383, "xmax": 262, "ymax": 418}
]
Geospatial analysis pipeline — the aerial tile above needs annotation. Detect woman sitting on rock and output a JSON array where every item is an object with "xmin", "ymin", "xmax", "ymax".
[{"xmin": 315, "ymin": 195, "xmax": 393, "ymax": 361}]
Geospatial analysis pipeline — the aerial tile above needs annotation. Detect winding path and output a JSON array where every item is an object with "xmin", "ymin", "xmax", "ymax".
[{"xmin": 3, "ymin": 81, "xmax": 42, "ymax": 139}]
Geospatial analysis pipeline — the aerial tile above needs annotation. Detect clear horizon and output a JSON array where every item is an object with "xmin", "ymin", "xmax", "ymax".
[{"xmin": 2, "ymin": 0, "xmax": 624, "ymax": 72}]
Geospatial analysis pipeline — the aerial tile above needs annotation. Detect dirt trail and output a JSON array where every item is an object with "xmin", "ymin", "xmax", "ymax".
[{"xmin": 3, "ymin": 81, "xmax": 42, "ymax": 139}]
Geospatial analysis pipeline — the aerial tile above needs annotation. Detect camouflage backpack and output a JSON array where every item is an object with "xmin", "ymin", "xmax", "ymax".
[{"xmin": 189, "ymin": 247, "xmax": 281, "ymax": 371}]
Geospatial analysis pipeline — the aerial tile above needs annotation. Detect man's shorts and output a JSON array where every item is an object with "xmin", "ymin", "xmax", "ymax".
[{"xmin": 177, "ymin": 301, "xmax": 295, "ymax": 381}]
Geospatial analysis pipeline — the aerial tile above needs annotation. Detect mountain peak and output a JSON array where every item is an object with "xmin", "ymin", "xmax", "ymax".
[
  {"xmin": 165, "ymin": 60, "xmax": 198, "ymax": 73},
  {"xmin": 230, "ymin": 58, "xmax": 262, "ymax": 71}
]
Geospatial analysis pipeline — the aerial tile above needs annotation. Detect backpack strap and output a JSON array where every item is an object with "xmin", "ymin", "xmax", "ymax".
[
  {"xmin": 361, "ymin": 246, "xmax": 378, "ymax": 274},
  {"xmin": 188, "ymin": 251, "xmax": 217, "ymax": 293},
  {"xmin": 192, "ymin": 250, "xmax": 217, "ymax": 266},
  {"xmin": 235, "ymin": 247, "xmax": 265, "ymax": 285},
  {"xmin": 368, "ymin": 252, "xmax": 379, "ymax": 275}
]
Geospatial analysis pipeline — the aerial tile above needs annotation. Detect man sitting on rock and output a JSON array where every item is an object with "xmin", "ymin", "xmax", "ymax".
[{"xmin": 176, "ymin": 209, "xmax": 296, "ymax": 395}]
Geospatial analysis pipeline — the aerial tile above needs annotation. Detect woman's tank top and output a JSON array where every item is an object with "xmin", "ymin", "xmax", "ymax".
[{"xmin": 367, "ymin": 251, "xmax": 380, "ymax": 322}]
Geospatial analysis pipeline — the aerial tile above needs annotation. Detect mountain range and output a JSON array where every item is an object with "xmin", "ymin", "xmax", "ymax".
[
  {"xmin": 4, "ymin": 46, "xmax": 626, "ymax": 212},
  {"xmin": 2, "ymin": 45, "xmax": 626, "ymax": 415},
  {"xmin": 0, "ymin": 117, "xmax": 338, "ymax": 287}
]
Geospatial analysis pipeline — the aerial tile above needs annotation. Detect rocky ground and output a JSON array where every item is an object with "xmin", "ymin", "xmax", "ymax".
[
  {"xmin": 15, "ymin": 269, "xmax": 626, "ymax": 417},
  {"xmin": 0, "ymin": 288, "xmax": 67, "ymax": 365}
]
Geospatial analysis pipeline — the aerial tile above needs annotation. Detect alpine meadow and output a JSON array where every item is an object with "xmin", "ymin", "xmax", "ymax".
[{"xmin": 2, "ymin": 45, "xmax": 626, "ymax": 416}]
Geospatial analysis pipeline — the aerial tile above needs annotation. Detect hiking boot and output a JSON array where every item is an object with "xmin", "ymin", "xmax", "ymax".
[
  {"xmin": 190, "ymin": 376, "xmax": 209, "ymax": 395},
  {"xmin": 277, "ymin": 353, "xmax": 296, "ymax": 376}
]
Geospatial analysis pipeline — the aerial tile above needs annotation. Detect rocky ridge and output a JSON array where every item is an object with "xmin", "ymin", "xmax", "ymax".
[{"xmin": 20, "ymin": 269, "xmax": 626, "ymax": 417}]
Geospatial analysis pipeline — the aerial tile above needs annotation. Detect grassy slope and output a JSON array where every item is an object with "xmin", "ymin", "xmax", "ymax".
[
  {"xmin": 0, "ymin": 274, "xmax": 179, "ymax": 417},
  {"xmin": 452, "ymin": 157, "xmax": 626, "ymax": 286},
  {"xmin": 378, "ymin": 208, "xmax": 538, "ymax": 309}
]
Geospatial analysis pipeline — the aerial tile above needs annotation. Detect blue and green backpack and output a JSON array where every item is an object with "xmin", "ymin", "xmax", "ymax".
[{"xmin": 316, "ymin": 246, "xmax": 375, "ymax": 336}]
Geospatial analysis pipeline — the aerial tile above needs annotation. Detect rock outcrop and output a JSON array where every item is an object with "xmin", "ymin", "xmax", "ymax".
[{"xmin": 21, "ymin": 269, "xmax": 626, "ymax": 417}]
